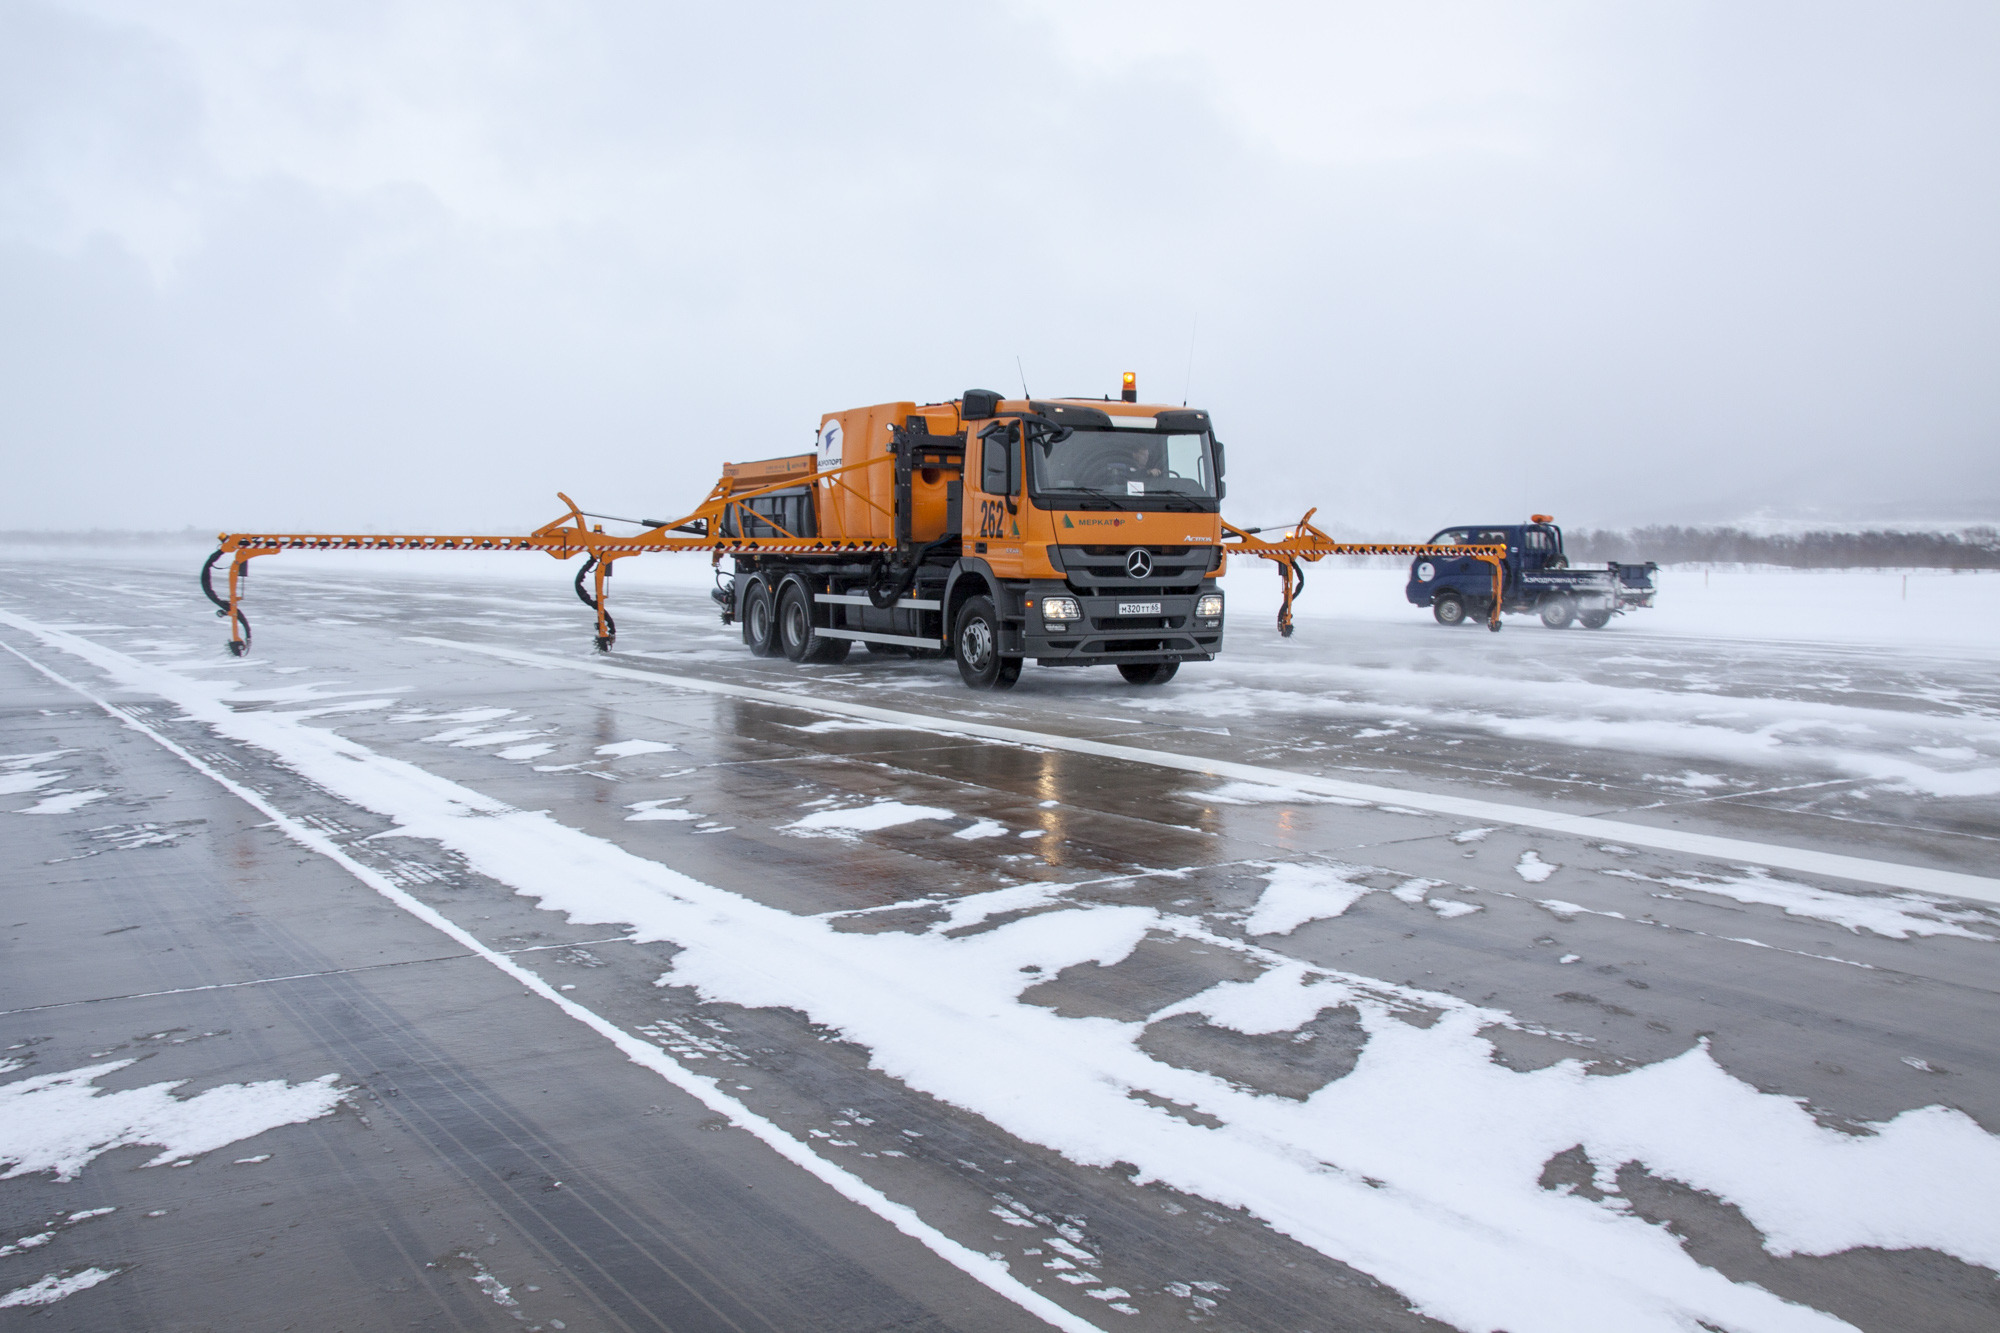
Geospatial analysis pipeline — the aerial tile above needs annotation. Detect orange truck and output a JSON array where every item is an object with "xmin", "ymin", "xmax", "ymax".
[
  {"xmin": 718, "ymin": 385, "xmax": 1228, "ymax": 688},
  {"xmin": 202, "ymin": 377, "xmax": 1504, "ymax": 689}
]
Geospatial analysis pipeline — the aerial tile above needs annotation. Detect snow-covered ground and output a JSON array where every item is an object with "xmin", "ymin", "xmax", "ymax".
[
  {"xmin": 4, "ymin": 549, "xmax": 1998, "ymax": 1331},
  {"xmin": 1219, "ymin": 558, "xmax": 2000, "ymax": 650}
]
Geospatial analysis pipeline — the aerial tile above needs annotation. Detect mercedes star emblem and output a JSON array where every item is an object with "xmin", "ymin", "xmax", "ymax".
[{"xmin": 1125, "ymin": 548, "xmax": 1153, "ymax": 579}]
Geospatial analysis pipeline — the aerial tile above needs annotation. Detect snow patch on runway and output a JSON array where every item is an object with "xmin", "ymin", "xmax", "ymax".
[
  {"xmin": 1608, "ymin": 867, "xmax": 1998, "ymax": 941},
  {"xmin": 0, "ymin": 1058, "xmax": 344, "ymax": 1181},
  {"xmin": 1515, "ymin": 851, "xmax": 1559, "ymax": 883},
  {"xmin": 597, "ymin": 739, "xmax": 677, "ymax": 757},
  {"xmin": 0, "ymin": 769, "xmax": 66, "ymax": 796},
  {"xmin": 15, "ymin": 788, "xmax": 111, "ymax": 814},
  {"xmin": 1206, "ymin": 780, "xmax": 1368, "ymax": 807},
  {"xmin": 1108, "ymin": 657, "xmax": 2000, "ymax": 799},
  {"xmin": 21, "ymin": 623, "xmax": 2000, "ymax": 1333},
  {"xmin": 0, "ymin": 1266, "xmax": 121, "ymax": 1308},
  {"xmin": 1243, "ymin": 863, "xmax": 1377, "ymax": 935},
  {"xmin": 785, "ymin": 800, "xmax": 956, "ymax": 836},
  {"xmin": 626, "ymin": 799, "xmax": 698, "ymax": 822}
]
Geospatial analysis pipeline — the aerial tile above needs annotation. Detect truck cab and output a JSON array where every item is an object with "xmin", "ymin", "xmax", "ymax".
[{"xmin": 951, "ymin": 392, "xmax": 1227, "ymax": 685}]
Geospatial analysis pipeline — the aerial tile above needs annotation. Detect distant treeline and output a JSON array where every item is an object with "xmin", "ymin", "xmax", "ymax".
[
  {"xmin": 1567, "ymin": 526, "xmax": 2000, "ymax": 569},
  {"xmin": 0, "ymin": 528, "xmax": 214, "ymax": 546}
]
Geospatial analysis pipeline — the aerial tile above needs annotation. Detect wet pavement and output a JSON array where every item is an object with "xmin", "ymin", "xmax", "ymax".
[{"xmin": 2, "ymin": 551, "xmax": 1997, "ymax": 1333}]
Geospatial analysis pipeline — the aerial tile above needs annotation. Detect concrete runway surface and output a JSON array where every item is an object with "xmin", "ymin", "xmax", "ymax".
[{"xmin": 2, "ymin": 551, "xmax": 1997, "ymax": 1333}]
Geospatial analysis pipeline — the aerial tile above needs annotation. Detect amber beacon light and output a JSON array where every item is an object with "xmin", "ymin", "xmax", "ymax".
[{"xmin": 1121, "ymin": 371, "xmax": 1137, "ymax": 402}]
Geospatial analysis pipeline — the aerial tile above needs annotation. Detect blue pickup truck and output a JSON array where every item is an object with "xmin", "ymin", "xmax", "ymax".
[{"xmin": 1406, "ymin": 517, "xmax": 1657, "ymax": 629}]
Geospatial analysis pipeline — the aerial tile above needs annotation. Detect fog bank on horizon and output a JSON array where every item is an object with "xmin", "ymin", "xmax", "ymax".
[{"xmin": 3, "ymin": 1, "xmax": 1997, "ymax": 538}]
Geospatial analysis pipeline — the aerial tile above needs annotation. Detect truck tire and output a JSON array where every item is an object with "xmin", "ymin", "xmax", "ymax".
[
  {"xmin": 1118, "ymin": 663, "xmax": 1178, "ymax": 685},
  {"xmin": 1579, "ymin": 610, "xmax": 1612, "ymax": 630},
  {"xmin": 1433, "ymin": 593, "xmax": 1467, "ymax": 626},
  {"xmin": 778, "ymin": 582, "xmax": 852, "ymax": 663},
  {"xmin": 777, "ymin": 582, "xmax": 816, "ymax": 662},
  {"xmin": 954, "ymin": 596, "xmax": 1020, "ymax": 690},
  {"xmin": 1539, "ymin": 597, "xmax": 1575, "ymax": 629},
  {"xmin": 743, "ymin": 579, "xmax": 780, "ymax": 657}
]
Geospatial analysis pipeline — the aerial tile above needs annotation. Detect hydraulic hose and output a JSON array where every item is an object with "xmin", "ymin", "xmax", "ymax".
[
  {"xmin": 200, "ymin": 549, "xmax": 252, "ymax": 653},
  {"xmin": 573, "ymin": 557, "xmax": 617, "ymax": 640},
  {"xmin": 865, "ymin": 537, "xmax": 953, "ymax": 610}
]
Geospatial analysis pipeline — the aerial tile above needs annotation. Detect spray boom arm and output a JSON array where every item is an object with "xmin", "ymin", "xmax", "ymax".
[
  {"xmin": 200, "ymin": 460, "xmax": 1505, "ymax": 653},
  {"xmin": 1219, "ymin": 508, "xmax": 1506, "ymax": 635}
]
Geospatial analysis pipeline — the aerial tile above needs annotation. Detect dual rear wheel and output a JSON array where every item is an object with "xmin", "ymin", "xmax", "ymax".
[{"xmin": 744, "ymin": 578, "xmax": 851, "ymax": 663}]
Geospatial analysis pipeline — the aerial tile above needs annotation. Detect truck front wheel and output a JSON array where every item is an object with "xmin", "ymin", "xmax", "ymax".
[
  {"xmin": 743, "ymin": 580, "xmax": 780, "ymax": 657},
  {"xmin": 1433, "ymin": 593, "xmax": 1467, "ymax": 626},
  {"xmin": 1118, "ymin": 663, "xmax": 1179, "ymax": 685},
  {"xmin": 954, "ymin": 596, "xmax": 1020, "ymax": 690}
]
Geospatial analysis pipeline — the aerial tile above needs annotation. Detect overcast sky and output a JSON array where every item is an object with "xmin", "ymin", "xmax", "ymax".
[{"xmin": 4, "ymin": 1, "xmax": 1997, "ymax": 537}]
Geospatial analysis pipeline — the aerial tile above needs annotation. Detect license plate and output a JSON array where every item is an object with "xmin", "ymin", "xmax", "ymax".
[{"xmin": 1117, "ymin": 601, "xmax": 1162, "ymax": 615}]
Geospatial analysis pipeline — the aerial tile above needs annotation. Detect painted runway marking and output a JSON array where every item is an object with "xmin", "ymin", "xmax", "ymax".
[
  {"xmin": 416, "ymin": 636, "xmax": 2000, "ymax": 906},
  {"xmin": 0, "ymin": 628, "xmax": 1106, "ymax": 1333}
]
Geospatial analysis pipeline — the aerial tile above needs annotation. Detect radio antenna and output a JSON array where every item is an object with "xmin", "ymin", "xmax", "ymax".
[
  {"xmin": 1182, "ymin": 319, "xmax": 1197, "ymax": 406},
  {"xmin": 1015, "ymin": 355, "xmax": 1031, "ymax": 400}
]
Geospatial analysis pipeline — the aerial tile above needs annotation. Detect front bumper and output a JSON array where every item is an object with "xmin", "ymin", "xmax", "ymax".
[{"xmin": 1013, "ymin": 581, "xmax": 1223, "ymax": 665}]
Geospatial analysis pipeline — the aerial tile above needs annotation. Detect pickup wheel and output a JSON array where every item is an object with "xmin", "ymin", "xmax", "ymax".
[
  {"xmin": 1118, "ymin": 663, "xmax": 1179, "ymax": 685},
  {"xmin": 1539, "ymin": 596, "xmax": 1576, "ymax": 629},
  {"xmin": 954, "ymin": 596, "xmax": 1021, "ymax": 690},
  {"xmin": 743, "ymin": 580, "xmax": 780, "ymax": 657},
  {"xmin": 1579, "ymin": 610, "xmax": 1612, "ymax": 630},
  {"xmin": 1433, "ymin": 592, "xmax": 1467, "ymax": 626}
]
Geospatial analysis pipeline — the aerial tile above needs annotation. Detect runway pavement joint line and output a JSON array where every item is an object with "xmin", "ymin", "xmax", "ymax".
[
  {"xmin": 0, "ymin": 937, "xmax": 648, "ymax": 1018},
  {"xmin": 409, "ymin": 636, "xmax": 2000, "ymax": 907},
  {"xmin": 0, "ymin": 952, "xmax": 476, "ymax": 1017},
  {"xmin": 0, "ymin": 622, "xmax": 1109, "ymax": 1333}
]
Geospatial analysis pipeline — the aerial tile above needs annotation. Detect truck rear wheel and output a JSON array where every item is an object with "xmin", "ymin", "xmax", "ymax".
[
  {"xmin": 1579, "ymin": 610, "xmax": 1612, "ymax": 630},
  {"xmin": 743, "ymin": 580, "xmax": 780, "ymax": 657},
  {"xmin": 954, "ymin": 596, "xmax": 1020, "ymax": 690},
  {"xmin": 777, "ymin": 583, "xmax": 818, "ymax": 662},
  {"xmin": 1433, "ymin": 593, "xmax": 1466, "ymax": 626},
  {"xmin": 1118, "ymin": 663, "xmax": 1179, "ymax": 685},
  {"xmin": 1539, "ymin": 597, "xmax": 1575, "ymax": 629},
  {"xmin": 778, "ymin": 583, "xmax": 851, "ymax": 663}
]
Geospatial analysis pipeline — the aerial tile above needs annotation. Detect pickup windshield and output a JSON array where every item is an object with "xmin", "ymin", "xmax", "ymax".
[
  {"xmin": 1029, "ymin": 428, "xmax": 1217, "ymax": 507},
  {"xmin": 1429, "ymin": 529, "xmax": 1510, "ymax": 547}
]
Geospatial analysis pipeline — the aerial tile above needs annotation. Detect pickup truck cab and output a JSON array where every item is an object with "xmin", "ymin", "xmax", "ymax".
[{"xmin": 1405, "ymin": 517, "xmax": 1657, "ymax": 629}]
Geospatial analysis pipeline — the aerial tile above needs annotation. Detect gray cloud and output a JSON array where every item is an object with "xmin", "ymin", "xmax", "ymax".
[{"xmin": 3, "ymin": 1, "xmax": 1996, "ymax": 537}]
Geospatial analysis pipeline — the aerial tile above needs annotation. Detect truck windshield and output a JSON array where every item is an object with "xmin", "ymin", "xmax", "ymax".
[{"xmin": 1028, "ymin": 428, "xmax": 1217, "ymax": 505}]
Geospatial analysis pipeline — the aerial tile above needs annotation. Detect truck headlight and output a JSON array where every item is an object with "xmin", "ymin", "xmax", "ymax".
[
  {"xmin": 1041, "ymin": 596, "xmax": 1082, "ymax": 621},
  {"xmin": 1196, "ymin": 593, "xmax": 1224, "ymax": 618}
]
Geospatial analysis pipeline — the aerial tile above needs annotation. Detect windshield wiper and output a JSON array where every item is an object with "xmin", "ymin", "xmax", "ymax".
[{"xmin": 1039, "ymin": 490, "xmax": 1211, "ymax": 513}]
